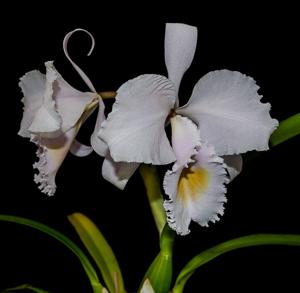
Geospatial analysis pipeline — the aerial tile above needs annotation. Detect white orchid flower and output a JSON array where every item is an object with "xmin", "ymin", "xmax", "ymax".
[
  {"xmin": 19, "ymin": 29, "xmax": 104, "ymax": 196},
  {"xmin": 98, "ymin": 23, "xmax": 278, "ymax": 235}
]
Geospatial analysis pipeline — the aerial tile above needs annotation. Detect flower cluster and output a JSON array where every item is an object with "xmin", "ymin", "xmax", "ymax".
[{"xmin": 18, "ymin": 24, "xmax": 278, "ymax": 235}]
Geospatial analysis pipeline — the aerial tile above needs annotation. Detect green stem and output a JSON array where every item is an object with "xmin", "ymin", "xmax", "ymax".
[
  {"xmin": 173, "ymin": 234, "xmax": 300, "ymax": 293},
  {"xmin": 270, "ymin": 113, "xmax": 300, "ymax": 147},
  {"xmin": 140, "ymin": 225, "xmax": 175, "ymax": 293},
  {"xmin": 0, "ymin": 215, "xmax": 104, "ymax": 293},
  {"xmin": 139, "ymin": 165, "xmax": 166, "ymax": 236},
  {"xmin": 98, "ymin": 91, "xmax": 117, "ymax": 99}
]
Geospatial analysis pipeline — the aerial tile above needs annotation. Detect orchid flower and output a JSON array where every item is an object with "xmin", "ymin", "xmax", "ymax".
[
  {"xmin": 98, "ymin": 23, "xmax": 278, "ymax": 235},
  {"xmin": 18, "ymin": 29, "xmax": 105, "ymax": 196}
]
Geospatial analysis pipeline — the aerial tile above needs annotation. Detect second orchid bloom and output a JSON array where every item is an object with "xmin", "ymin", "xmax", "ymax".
[{"xmin": 98, "ymin": 23, "xmax": 278, "ymax": 235}]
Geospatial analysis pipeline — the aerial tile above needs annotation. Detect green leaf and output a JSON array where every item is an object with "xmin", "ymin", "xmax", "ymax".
[
  {"xmin": 140, "ymin": 225, "xmax": 175, "ymax": 293},
  {"xmin": 0, "ymin": 215, "xmax": 104, "ymax": 293},
  {"xmin": 68, "ymin": 213, "xmax": 125, "ymax": 293},
  {"xmin": 173, "ymin": 234, "xmax": 300, "ymax": 293},
  {"xmin": 139, "ymin": 165, "xmax": 166, "ymax": 235},
  {"xmin": 270, "ymin": 113, "xmax": 300, "ymax": 147},
  {"xmin": 2, "ymin": 284, "xmax": 50, "ymax": 293}
]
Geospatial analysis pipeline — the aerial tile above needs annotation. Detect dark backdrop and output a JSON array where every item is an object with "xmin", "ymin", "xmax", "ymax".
[{"xmin": 1, "ymin": 9, "xmax": 299, "ymax": 293}]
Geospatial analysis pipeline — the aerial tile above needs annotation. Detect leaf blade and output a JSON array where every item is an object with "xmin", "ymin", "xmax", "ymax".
[
  {"xmin": 140, "ymin": 225, "xmax": 175, "ymax": 293},
  {"xmin": 2, "ymin": 284, "xmax": 50, "ymax": 293},
  {"xmin": 0, "ymin": 215, "xmax": 104, "ymax": 293},
  {"xmin": 68, "ymin": 213, "xmax": 125, "ymax": 293},
  {"xmin": 173, "ymin": 234, "xmax": 300, "ymax": 293}
]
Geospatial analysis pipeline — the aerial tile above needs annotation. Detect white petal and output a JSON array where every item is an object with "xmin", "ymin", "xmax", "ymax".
[
  {"xmin": 19, "ymin": 70, "xmax": 45, "ymax": 107},
  {"xmin": 222, "ymin": 155, "xmax": 243, "ymax": 182},
  {"xmin": 163, "ymin": 142, "xmax": 228, "ymax": 235},
  {"xmin": 18, "ymin": 61, "xmax": 95, "ymax": 139},
  {"xmin": 140, "ymin": 279, "xmax": 155, "ymax": 293},
  {"xmin": 70, "ymin": 139, "xmax": 93, "ymax": 157},
  {"xmin": 51, "ymin": 62, "xmax": 96, "ymax": 133},
  {"xmin": 91, "ymin": 99, "xmax": 108, "ymax": 156},
  {"xmin": 177, "ymin": 70, "xmax": 279, "ymax": 155},
  {"xmin": 170, "ymin": 115, "xmax": 201, "ymax": 168},
  {"xmin": 32, "ymin": 126, "xmax": 78, "ymax": 196},
  {"xmin": 102, "ymin": 154, "xmax": 139, "ymax": 190},
  {"xmin": 28, "ymin": 104, "xmax": 61, "ymax": 136},
  {"xmin": 18, "ymin": 70, "xmax": 45, "ymax": 137},
  {"xmin": 99, "ymin": 74, "xmax": 176, "ymax": 164},
  {"xmin": 18, "ymin": 65, "xmax": 61, "ymax": 138},
  {"xmin": 29, "ymin": 61, "xmax": 62, "ymax": 135},
  {"xmin": 165, "ymin": 23, "xmax": 197, "ymax": 99}
]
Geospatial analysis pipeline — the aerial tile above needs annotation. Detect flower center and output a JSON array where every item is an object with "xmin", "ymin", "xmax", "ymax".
[
  {"xmin": 177, "ymin": 166, "xmax": 209, "ymax": 205},
  {"xmin": 168, "ymin": 108, "xmax": 177, "ymax": 119}
]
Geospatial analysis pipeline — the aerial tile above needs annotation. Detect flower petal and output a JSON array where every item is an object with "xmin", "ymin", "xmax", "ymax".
[
  {"xmin": 18, "ymin": 64, "xmax": 61, "ymax": 138},
  {"xmin": 70, "ymin": 139, "xmax": 93, "ymax": 157},
  {"xmin": 28, "ymin": 104, "xmax": 62, "ymax": 136},
  {"xmin": 32, "ymin": 126, "xmax": 78, "ymax": 196},
  {"xmin": 165, "ymin": 23, "xmax": 197, "ymax": 99},
  {"xmin": 19, "ymin": 61, "xmax": 96, "ymax": 139},
  {"xmin": 28, "ymin": 62, "xmax": 62, "ymax": 136},
  {"xmin": 102, "ymin": 154, "xmax": 139, "ymax": 190},
  {"xmin": 91, "ymin": 99, "xmax": 108, "ymax": 157},
  {"xmin": 18, "ymin": 70, "xmax": 45, "ymax": 137},
  {"xmin": 170, "ymin": 115, "xmax": 200, "ymax": 168},
  {"xmin": 222, "ymin": 155, "xmax": 243, "ymax": 182},
  {"xmin": 51, "ymin": 62, "xmax": 96, "ymax": 133},
  {"xmin": 99, "ymin": 74, "xmax": 176, "ymax": 164},
  {"xmin": 163, "ymin": 142, "xmax": 228, "ymax": 235},
  {"xmin": 177, "ymin": 70, "xmax": 279, "ymax": 155}
]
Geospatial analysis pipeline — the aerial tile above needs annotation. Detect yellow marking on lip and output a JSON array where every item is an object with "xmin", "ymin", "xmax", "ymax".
[{"xmin": 178, "ymin": 167, "xmax": 209, "ymax": 205}]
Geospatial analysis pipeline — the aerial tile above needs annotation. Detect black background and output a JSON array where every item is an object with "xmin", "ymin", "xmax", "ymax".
[{"xmin": 1, "ymin": 7, "xmax": 299, "ymax": 293}]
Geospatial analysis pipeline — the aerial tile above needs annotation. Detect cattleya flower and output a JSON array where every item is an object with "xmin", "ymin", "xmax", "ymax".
[
  {"xmin": 18, "ymin": 29, "xmax": 105, "ymax": 196},
  {"xmin": 99, "ymin": 23, "xmax": 278, "ymax": 235}
]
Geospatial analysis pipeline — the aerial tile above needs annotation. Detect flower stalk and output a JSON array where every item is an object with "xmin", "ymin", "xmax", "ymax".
[{"xmin": 139, "ymin": 165, "xmax": 166, "ymax": 235}]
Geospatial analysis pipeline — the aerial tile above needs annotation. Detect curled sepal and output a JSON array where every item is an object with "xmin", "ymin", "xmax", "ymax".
[
  {"xmin": 139, "ymin": 225, "xmax": 175, "ymax": 293},
  {"xmin": 63, "ymin": 28, "xmax": 97, "ymax": 93},
  {"xmin": 68, "ymin": 213, "xmax": 126, "ymax": 293},
  {"xmin": 172, "ymin": 234, "xmax": 300, "ymax": 293}
]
